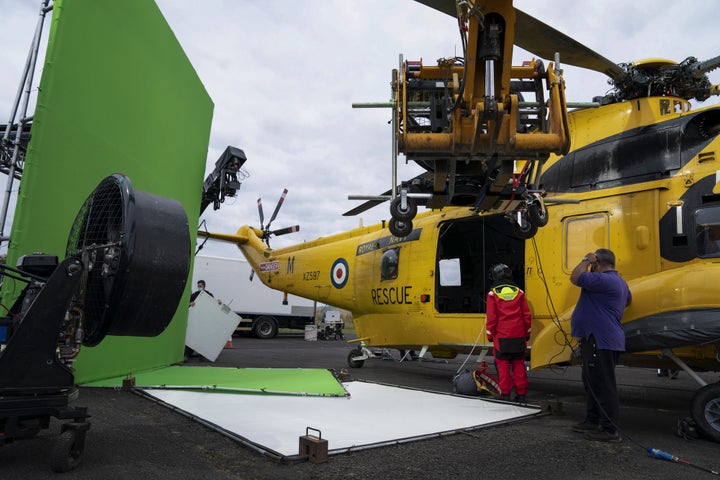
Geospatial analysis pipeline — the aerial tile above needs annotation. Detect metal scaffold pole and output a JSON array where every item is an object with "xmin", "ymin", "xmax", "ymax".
[{"xmin": 0, "ymin": 0, "xmax": 52, "ymax": 246}]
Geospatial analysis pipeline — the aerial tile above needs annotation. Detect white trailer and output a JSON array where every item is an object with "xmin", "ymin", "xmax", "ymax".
[{"xmin": 191, "ymin": 255, "xmax": 317, "ymax": 338}]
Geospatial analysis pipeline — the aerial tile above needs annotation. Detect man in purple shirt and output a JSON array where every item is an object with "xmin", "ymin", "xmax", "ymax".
[{"xmin": 570, "ymin": 248, "xmax": 631, "ymax": 443}]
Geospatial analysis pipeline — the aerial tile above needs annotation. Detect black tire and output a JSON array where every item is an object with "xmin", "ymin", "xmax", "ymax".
[
  {"xmin": 389, "ymin": 196, "xmax": 417, "ymax": 221},
  {"xmin": 389, "ymin": 217, "xmax": 413, "ymax": 237},
  {"xmin": 253, "ymin": 316, "xmax": 278, "ymax": 339},
  {"xmin": 50, "ymin": 430, "xmax": 83, "ymax": 473},
  {"xmin": 511, "ymin": 213, "xmax": 538, "ymax": 239},
  {"xmin": 527, "ymin": 202, "xmax": 549, "ymax": 227},
  {"xmin": 347, "ymin": 348, "xmax": 365, "ymax": 368},
  {"xmin": 690, "ymin": 382, "xmax": 720, "ymax": 442}
]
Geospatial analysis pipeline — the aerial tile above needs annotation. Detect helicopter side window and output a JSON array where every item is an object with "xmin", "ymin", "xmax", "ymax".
[
  {"xmin": 563, "ymin": 214, "xmax": 609, "ymax": 271},
  {"xmin": 380, "ymin": 248, "xmax": 400, "ymax": 280},
  {"xmin": 695, "ymin": 207, "xmax": 720, "ymax": 258}
]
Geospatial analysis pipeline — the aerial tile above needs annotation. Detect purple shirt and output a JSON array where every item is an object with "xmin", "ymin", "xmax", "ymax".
[{"xmin": 571, "ymin": 270, "xmax": 631, "ymax": 351}]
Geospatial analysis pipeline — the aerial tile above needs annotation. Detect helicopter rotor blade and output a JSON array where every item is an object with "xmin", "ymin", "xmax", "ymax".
[
  {"xmin": 412, "ymin": 0, "xmax": 625, "ymax": 82},
  {"xmin": 257, "ymin": 197, "xmax": 265, "ymax": 229},
  {"xmin": 343, "ymin": 199, "xmax": 388, "ymax": 217},
  {"xmin": 344, "ymin": 172, "xmax": 434, "ymax": 216},
  {"xmin": 271, "ymin": 225, "xmax": 300, "ymax": 236},
  {"xmin": 267, "ymin": 188, "xmax": 288, "ymax": 229},
  {"xmin": 513, "ymin": 9, "xmax": 625, "ymax": 82}
]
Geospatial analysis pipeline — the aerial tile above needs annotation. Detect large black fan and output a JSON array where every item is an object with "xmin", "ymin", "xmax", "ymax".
[{"xmin": 65, "ymin": 173, "xmax": 190, "ymax": 346}]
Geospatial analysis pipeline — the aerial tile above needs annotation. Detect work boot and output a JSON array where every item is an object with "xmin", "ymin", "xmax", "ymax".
[
  {"xmin": 584, "ymin": 429, "xmax": 622, "ymax": 443},
  {"xmin": 498, "ymin": 394, "xmax": 510, "ymax": 401},
  {"xmin": 514, "ymin": 394, "xmax": 526, "ymax": 404},
  {"xmin": 572, "ymin": 421, "xmax": 601, "ymax": 433}
]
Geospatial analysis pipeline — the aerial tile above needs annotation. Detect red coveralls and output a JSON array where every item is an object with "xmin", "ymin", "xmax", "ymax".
[{"xmin": 485, "ymin": 284, "xmax": 532, "ymax": 396}]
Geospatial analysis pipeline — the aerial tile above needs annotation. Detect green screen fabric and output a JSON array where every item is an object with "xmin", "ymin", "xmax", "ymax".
[
  {"xmin": 4, "ymin": 0, "xmax": 213, "ymax": 382},
  {"xmin": 83, "ymin": 367, "xmax": 349, "ymax": 397}
]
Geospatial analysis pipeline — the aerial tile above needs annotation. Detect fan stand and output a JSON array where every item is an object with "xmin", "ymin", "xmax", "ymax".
[
  {"xmin": 0, "ymin": 256, "xmax": 91, "ymax": 472},
  {"xmin": 0, "ymin": 173, "xmax": 191, "ymax": 472}
]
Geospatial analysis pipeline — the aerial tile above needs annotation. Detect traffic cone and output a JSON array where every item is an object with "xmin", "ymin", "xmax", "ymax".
[{"xmin": 224, "ymin": 336, "xmax": 233, "ymax": 349}]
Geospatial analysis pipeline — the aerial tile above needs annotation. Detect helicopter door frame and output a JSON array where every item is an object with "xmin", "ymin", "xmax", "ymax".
[{"xmin": 435, "ymin": 216, "xmax": 525, "ymax": 314}]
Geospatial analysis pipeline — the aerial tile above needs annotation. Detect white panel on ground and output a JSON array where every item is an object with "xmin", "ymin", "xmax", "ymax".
[
  {"xmin": 186, "ymin": 291, "xmax": 241, "ymax": 361},
  {"xmin": 143, "ymin": 381, "xmax": 540, "ymax": 457}
]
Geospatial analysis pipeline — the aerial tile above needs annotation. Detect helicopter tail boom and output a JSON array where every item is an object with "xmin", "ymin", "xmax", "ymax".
[{"xmin": 198, "ymin": 226, "xmax": 263, "ymax": 246}]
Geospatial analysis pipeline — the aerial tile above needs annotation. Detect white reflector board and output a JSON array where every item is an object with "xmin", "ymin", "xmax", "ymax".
[
  {"xmin": 143, "ymin": 381, "xmax": 540, "ymax": 457},
  {"xmin": 186, "ymin": 291, "xmax": 241, "ymax": 361}
]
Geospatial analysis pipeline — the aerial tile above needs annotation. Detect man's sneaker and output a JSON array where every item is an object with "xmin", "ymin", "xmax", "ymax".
[
  {"xmin": 584, "ymin": 430, "xmax": 622, "ymax": 443},
  {"xmin": 572, "ymin": 421, "xmax": 601, "ymax": 433}
]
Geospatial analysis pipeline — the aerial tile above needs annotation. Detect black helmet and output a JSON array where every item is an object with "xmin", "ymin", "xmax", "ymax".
[{"xmin": 491, "ymin": 263, "xmax": 512, "ymax": 283}]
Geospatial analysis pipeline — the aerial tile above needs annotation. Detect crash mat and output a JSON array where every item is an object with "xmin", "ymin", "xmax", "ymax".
[
  {"xmin": 82, "ymin": 366, "xmax": 348, "ymax": 397},
  {"xmin": 142, "ymin": 381, "xmax": 542, "ymax": 457}
]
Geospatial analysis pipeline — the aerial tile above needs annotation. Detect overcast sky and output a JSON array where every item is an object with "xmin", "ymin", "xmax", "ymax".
[{"xmin": 1, "ymin": 0, "xmax": 719, "ymax": 259}]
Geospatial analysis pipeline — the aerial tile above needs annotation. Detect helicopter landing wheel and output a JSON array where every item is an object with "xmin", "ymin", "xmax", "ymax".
[
  {"xmin": 347, "ymin": 348, "xmax": 365, "ymax": 368},
  {"xmin": 389, "ymin": 217, "xmax": 413, "ymax": 237},
  {"xmin": 527, "ymin": 202, "xmax": 549, "ymax": 227},
  {"xmin": 510, "ymin": 212, "xmax": 538, "ymax": 239},
  {"xmin": 690, "ymin": 382, "xmax": 720, "ymax": 442},
  {"xmin": 389, "ymin": 196, "xmax": 417, "ymax": 221}
]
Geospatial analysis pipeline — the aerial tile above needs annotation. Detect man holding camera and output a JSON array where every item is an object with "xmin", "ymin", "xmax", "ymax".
[{"xmin": 570, "ymin": 249, "xmax": 632, "ymax": 443}]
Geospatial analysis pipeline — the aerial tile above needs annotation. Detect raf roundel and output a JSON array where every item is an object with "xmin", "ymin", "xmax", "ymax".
[{"xmin": 330, "ymin": 258, "xmax": 349, "ymax": 289}]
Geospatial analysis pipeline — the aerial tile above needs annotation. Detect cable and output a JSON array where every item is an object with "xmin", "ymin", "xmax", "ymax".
[
  {"xmin": 454, "ymin": 215, "xmax": 488, "ymax": 376},
  {"xmin": 531, "ymin": 239, "xmax": 635, "ymax": 442},
  {"xmin": 646, "ymin": 447, "xmax": 719, "ymax": 476},
  {"xmin": 530, "ymin": 236, "xmax": 575, "ymax": 365},
  {"xmin": 479, "ymin": 223, "xmax": 719, "ymax": 474},
  {"xmin": 539, "ymin": 252, "xmax": 717, "ymax": 475},
  {"xmin": 195, "ymin": 219, "xmax": 210, "ymax": 255}
]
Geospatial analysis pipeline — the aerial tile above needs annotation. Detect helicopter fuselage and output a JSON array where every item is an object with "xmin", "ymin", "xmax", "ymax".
[{"xmin": 225, "ymin": 94, "xmax": 720, "ymax": 371}]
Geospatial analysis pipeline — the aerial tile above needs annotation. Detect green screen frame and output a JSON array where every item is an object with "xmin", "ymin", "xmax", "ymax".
[{"xmin": 4, "ymin": 0, "xmax": 213, "ymax": 383}]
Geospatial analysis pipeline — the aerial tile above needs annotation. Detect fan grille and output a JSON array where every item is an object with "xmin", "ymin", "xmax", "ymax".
[{"xmin": 66, "ymin": 175, "xmax": 127, "ymax": 346}]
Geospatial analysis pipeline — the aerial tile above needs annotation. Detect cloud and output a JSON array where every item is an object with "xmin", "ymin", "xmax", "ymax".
[{"xmin": 2, "ymin": 0, "xmax": 719, "ymax": 260}]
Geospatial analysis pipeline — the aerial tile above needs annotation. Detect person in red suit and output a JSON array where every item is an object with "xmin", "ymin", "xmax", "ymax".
[{"xmin": 485, "ymin": 263, "xmax": 532, "ymax": 403}]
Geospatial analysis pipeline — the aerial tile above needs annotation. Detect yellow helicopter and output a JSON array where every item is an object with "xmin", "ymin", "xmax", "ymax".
[{"xmin": 200, "ymin": 0, "xmax": 720, "ymax": 441}]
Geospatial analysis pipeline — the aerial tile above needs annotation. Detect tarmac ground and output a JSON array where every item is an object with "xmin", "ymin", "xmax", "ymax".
[{"xmin": 3, "ymin": 332, "xmax": 720, "ymax": 479}]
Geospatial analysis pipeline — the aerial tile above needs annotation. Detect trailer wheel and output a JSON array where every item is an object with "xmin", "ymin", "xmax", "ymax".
[
  {"xmin": 510, "ymin": 212, "xmax": 538, "ymax": 239},
  {"xmin": 348, "ymin": 348, "xmax": 365, "ymax": 368},
  {"xmin": 50, "ymin": 430, "xmax": 83, "ymax": 473},
  {"xmin": 690, "ymin": 382, "xmax": 720, "ymax": 442},
  {"xmin": 527, "ymin": 202, "xmax": 549, "ymax": 227},
  {"xmin": 390, "ymin": 196, "xmax": 417, "ymax": 221},
  {"xmin": 253, "ymin": 316, "xmax": 278, "ymax": 339},
  {"xmin": 389, "ymin": 217, "xmax": 413, "ymax": 237}
]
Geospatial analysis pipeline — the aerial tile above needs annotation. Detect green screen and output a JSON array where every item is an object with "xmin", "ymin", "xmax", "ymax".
[
  {"xmin": 5, "ymin": 0, "xmax": 213, "ymax": 382},
  {"xmin": 83, "ymin": 366, "xmax": 349, "ymax": 397}
]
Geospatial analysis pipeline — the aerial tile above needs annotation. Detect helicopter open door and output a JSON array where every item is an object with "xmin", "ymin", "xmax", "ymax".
[{"xmin": 434, "ymin": 215, "xmax": 525, "ymax": 315}]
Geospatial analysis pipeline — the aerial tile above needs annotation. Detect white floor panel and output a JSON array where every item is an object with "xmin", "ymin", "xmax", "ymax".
[{"xmin": 144, "ymin": 381, "xmax": 540, "ymax": 457}]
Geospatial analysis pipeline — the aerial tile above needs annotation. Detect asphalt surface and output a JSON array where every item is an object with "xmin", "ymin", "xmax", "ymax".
[{"xmin": 3, "ymin": 332, "xmax": 720, "ymax": 479}]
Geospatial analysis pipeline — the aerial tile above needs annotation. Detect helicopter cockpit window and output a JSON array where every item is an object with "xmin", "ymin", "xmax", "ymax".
[
  {"xmin": 439, "ymin": 258, "xmax": 461, "ymax": 286},
  {"xmin": 380, "ymin": 248, "xmax": 399, "ymax": 280},
  {"xmin": 660, "ymin": 99, "xmax": 671, "ymax": 116},
  {"xmin": 695, "ymin": 207, "xmax": 720, "ymax": 257}
]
